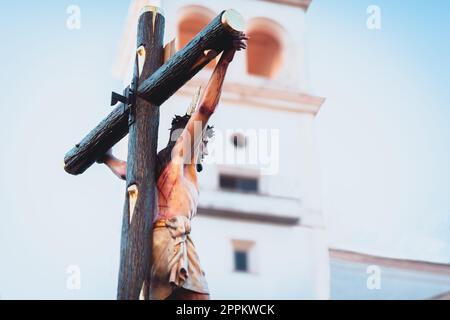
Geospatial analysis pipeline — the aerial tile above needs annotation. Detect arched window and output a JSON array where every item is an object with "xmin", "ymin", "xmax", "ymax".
[
  {"xmin": 246, "ymin": 19, "xmax": 284, "ymax": 79},
  {"xmin": 178, "ymin": 6, "xmax": 216, "ymax": 69}
]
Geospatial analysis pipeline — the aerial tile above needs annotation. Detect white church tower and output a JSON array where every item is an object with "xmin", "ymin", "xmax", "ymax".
[{"xmin": 114, "ymin": 0, "xmax": 329, "ymax": 299}]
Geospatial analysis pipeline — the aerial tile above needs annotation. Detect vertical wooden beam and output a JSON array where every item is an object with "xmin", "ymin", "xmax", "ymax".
[{"xmin": 117, "ymin": 6, "xmax": 164, "ymax": 300}]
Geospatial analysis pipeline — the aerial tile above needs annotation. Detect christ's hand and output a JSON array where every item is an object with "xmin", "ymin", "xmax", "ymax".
[{"xmin": 220, "ymin": 33, "xmax": 248, "ymax": 64}]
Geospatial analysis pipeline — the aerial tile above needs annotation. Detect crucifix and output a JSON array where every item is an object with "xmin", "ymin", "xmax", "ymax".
[{"xmin": 63, "ymin": 6, "xmax": 246, "ymax": 300}]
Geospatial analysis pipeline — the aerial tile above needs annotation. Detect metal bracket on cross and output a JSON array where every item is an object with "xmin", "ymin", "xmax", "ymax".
[
  {"xmin": 111, "ymin": 85, "xmax": 135, "ymax": 106},
  {"xmin": 111, "ymin": 75, "xmax": 138, "ymax": 126}
]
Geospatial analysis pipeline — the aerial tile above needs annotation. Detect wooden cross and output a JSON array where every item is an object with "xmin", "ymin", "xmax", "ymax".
[{"xmin": 63, "ymin": 6, "xmax": 244, "ymax": 300}]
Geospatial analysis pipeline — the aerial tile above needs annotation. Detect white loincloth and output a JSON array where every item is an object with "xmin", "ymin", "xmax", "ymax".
[{"xmin": 150, "ymin": 215, "xmax": 209, "ymax": 300}]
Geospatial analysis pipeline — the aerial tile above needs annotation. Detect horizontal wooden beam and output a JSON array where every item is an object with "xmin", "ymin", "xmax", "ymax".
[{"xmin": 64, "ymin": 9, "xmax": 245, "ymax": 176}]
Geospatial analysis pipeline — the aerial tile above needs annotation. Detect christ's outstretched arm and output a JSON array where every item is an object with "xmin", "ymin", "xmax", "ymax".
[
  {"xmin": 174, "ymin": 33, "xmax": 247, "ymax": 165},
  {"xmin": 98, "ymin": 149, "xmax": 127, "ymax": 180}
]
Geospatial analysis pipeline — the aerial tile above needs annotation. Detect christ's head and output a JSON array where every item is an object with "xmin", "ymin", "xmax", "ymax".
[{"xmin": 156, "ymin": 113, "xmax": 214, "ymax": 175}]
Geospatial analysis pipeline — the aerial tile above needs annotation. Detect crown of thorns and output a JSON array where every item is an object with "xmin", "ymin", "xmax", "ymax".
[{"xmin": 170, "ymin": 114, "xmax": 214, "ymax": 138}]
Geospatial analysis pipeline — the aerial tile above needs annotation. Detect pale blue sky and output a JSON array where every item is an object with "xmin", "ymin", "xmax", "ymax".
[
  {"xmin": 308, "ymin": 0, "xmax": 450, "ymax": 262},
  {"xmin": 0, "ymin": 1, "xmax": 448, "ymax": 299}
]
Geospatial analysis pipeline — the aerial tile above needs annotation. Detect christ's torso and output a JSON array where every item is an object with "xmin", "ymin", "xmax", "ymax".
[{"xmin": 156, "ymin": 161, "xmax": 199, "ymax": 221}]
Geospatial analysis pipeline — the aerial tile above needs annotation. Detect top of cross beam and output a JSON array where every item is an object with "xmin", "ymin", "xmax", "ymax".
[
  {"xmin": 139, "ymin": 5, "xmax": 165, "ymax": 35},
  {"xmin": 138, "ymin": 6, "xmax": 244, "ymax": 33},
  {"xmin": 140, "ymin": 5, "xmax": 164, "ymax": 17},
  {"xmin": 221, "ymin": 9, "xmax": 245, "ymax": 33}
]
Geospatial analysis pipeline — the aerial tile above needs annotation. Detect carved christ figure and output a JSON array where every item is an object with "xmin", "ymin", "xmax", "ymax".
[{"xmin": 98, "ymin": 33, "xmax": 247, "ymax": 300}]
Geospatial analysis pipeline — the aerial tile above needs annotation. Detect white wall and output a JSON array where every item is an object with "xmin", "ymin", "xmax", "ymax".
[
  {"xmin": 155, "ymin": 95, "xmax": 323, "ymax": 225},
  {"xmin": 193, "ymin": 216, "xmax": 329, "ymax": 299}
]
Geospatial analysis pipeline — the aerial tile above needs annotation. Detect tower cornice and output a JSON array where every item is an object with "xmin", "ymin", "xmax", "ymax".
[{"xmin": 261, "ymin": 0, "xmax": 312, "ymax": 11}]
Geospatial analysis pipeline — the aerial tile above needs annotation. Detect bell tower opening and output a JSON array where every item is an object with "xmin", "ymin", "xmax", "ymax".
[{"xmin": 246, "ymin": 18, "xmax": 284, "ymax": 79}]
